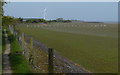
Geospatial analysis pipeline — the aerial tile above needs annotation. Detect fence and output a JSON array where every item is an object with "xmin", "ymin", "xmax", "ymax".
[{"xmin": 9, "ymin": 25, "xmax": 89, "ymax": 73}]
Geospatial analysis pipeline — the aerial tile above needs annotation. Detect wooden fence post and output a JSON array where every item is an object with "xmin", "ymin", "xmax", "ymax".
[
  {"xmin": 15, "ymin": 32, "xmax": 17, "ymax": 40},
  {"xmin": 17, "ymin": 32, "xmax": 19, "ymax": 41},
  {"xmin": 29, "ymin": 37, "xmax": 34, "ymax": 66},
  {"xmin": 48, "ymin": 48, "xmax": 54, "ymax": 74},
  {"xmin": 13, "ymin": 25, "xmax": 16, "ymax": 37},
  {"xmin": 22, "ymin": 33, "xmax": 24, "ymax": 51},
  {"xmin": 30, "ymin": 37, "xmax": 33, "ymax": 52}
]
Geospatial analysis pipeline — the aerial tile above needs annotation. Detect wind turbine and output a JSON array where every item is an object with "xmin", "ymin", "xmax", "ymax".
[{"xmin": 43, "ymin": 8, "xmax": 47, "ymax": 20}]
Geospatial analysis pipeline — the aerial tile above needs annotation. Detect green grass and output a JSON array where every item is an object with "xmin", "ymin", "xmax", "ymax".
[
  {"xmin": 8, "ymin": 29, "xmax": 31, "ymax": 74},
  {"xmin": 16, "ymin": 22, "xmax": 118, "ymax": 73}
]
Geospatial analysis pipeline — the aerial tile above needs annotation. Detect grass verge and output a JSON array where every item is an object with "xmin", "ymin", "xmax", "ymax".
[{"xmin": 8, "ymin": 29, "xmax": 31, "ymax": 74}]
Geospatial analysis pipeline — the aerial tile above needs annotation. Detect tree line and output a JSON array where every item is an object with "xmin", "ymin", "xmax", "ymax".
[{"xmin": 2, "ymin": 16, "xmax": 72, "ymax": 26}]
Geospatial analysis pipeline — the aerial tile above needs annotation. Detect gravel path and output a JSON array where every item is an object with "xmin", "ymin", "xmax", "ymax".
[{"xmin": 3, "ymin": 29, "xmax": 12, "ymax": 75}]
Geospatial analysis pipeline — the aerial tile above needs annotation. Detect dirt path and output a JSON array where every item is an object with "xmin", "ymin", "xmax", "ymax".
[{"xmin": 3, "ymin": 29, "xmax": 12, "ymax": 75}]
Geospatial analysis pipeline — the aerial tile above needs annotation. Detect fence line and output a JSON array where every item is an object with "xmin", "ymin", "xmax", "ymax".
[{"xmin": 9, "ymin": 25, "xmax": 89, "ymax": 73}]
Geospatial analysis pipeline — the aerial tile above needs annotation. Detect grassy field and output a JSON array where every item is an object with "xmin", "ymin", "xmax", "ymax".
[
  {"xmin": 8, "ymin": 28, "xmax": 31, "ymax": 74},
  {"xmin": 16, "ymin": 22, "xmax": 118, "ymax": 73}
]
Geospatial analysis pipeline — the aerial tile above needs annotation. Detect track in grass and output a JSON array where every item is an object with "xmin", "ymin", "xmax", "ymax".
[{"xmin": 16, "ymin": 22, "xmax": 118, "ymax": 73}]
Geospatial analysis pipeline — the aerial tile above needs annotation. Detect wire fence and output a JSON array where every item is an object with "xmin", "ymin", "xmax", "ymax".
[{"xmin": 9, "ymin": 25, "xmax": 88, "ymax": 73}]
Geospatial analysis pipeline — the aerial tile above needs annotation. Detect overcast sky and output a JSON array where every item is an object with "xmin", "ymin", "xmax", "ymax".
[{"xmin": 4, "ymin": 2, "xmax": 118, "ymax": 22}]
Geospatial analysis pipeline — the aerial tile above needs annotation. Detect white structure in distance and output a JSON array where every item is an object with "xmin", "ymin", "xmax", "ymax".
[{"xmin": 43, "ymin": 8, "xmax": 47, "ymax": 20}]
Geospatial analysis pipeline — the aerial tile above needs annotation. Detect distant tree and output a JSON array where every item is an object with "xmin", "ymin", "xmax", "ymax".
[
  {"xmin": 2, "ymin": 16, "xmax": 21, "ymax": 26},
  {"xmin": 2, "ymin": 16, "xmax": 14, "ymax": 26},
  {"xmin": 47, "ymin": 18, "xmax": 71, "ymax": 23},
  {"xmin": 56, "ymin": 18, "xmax": 64, "ymax": 22},
  {"xmin": 18, "ymin": 17, "xmax": 23, "ymax": 23},
  {"xmin": 26, "ymin": 19, "xmax": 35, "ymax": 23},
  {"xmin": 63, "ymin": 20, "xmax": 71, "ymax": 23},
  {"xmin": 49, "ymin": 20, "xmax": 57, "ymax": 22},
  {"xmin": 25, "ymin": 18, "xmax": 47, "ymax": 23},
  {"xmin": 26, "ymin": 19, "xmax": 32, "ymax": 23},
  {"xmin": 38, "ymin": 19, "xmax": 47, "ymax": 23}
]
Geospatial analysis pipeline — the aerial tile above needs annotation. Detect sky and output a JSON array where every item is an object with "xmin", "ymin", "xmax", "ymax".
[{"xmin": 4, "ymin": 2, "xmax": 118, "ymax": 22}]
